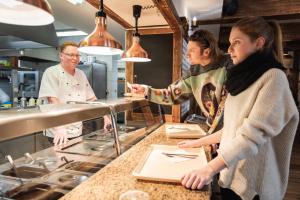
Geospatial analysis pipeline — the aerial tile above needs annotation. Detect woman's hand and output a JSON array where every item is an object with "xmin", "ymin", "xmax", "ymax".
[
  {"xmin": 181, "ymin": 164, "xmax": 215, "ymax": 190},
  {"xmin": 177, "ymin": 139, "xmax": 202, "ymax": 148}
]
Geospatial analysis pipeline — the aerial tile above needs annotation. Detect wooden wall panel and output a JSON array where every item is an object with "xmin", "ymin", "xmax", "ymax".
[{"xmin": 196, "ymin": 0, "xmax": 300, "ymax": 25}]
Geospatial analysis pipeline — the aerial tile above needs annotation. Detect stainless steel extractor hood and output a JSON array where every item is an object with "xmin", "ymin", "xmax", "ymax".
[{"xmin": 0, "ymin": 22, "xmax": 58, "ymax": 49}]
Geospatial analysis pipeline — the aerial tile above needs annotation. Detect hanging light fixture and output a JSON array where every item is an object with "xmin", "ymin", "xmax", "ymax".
[
  {"xmin": 78, "ymin": 0, "xmax": 123, "ymax": 55},
  {"xmin": 121, "ymin": 5, "xmax": 151, "ymax": 62},
  {"xmin": 0, "ymin": 0, "xmax": 54, "ymax": 26}
]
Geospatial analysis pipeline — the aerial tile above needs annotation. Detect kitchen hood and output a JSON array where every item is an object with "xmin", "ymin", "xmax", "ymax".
[
  {"xmin": 0, "ymin": 22, "xmax": 58, "ymax": 49},
  {"xmin": 0, "ymin": 48, "xmax": 59, "ymax": 62}
]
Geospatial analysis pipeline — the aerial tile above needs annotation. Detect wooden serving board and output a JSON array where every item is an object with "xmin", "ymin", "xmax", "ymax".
[
  {"xmin": 132, "ymin": 144, "xmax": 208, "ymax": 183},
  {"xmin": 165, "ymin": 124, "xmax": 207, "ymax": 139}
]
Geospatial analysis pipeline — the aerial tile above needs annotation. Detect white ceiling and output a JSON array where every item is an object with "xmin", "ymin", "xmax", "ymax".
[
  {"xmin": 48, "ymin": 0, "xmax": 126, "ymax": 47},
  {"xmin": 171, "ymin": 0, "xmax": 223, "ymax": 38},
  {"xmin": 48, "ymin": 0, "xmax": 224, "ymax": 46},
  {"xmin": 104, "ymin": 0, "xmax": 168, "ymax": 27},
  {"xmin": 172, "ymin": 0, "xmax": 223, "ymax": 21}
]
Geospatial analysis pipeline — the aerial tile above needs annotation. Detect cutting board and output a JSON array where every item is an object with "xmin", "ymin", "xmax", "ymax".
[
  {"xmin": 132, "ymin": 144, "xmax": 208, "ymax": 183},
  {"xmin": 165, "ymin": 124, "xmax": 207, "ymax": 139}
]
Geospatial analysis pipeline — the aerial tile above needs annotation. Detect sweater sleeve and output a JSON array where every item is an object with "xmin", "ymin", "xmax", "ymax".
[
  {"xmin": 218, "ymin": 70, "xmax": 298, "ymax": 166},
  {"xmin": 148, "ymin": 76, "xmax": 192, "ymax": 105}
]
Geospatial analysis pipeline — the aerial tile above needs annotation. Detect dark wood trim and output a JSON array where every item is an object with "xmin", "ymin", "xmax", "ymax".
[
  {"xmin": 285, "ymin": 40, "xmax": 300, "ymax": 51},
  {"xmin": 196, "ymin": 0, "xmax": 300, "ymax": 25},
  {"xmin": 281, "ymin": 23, "xmax": 300, "ymax": 42},
  {"xmin": 86, "ymin": 0, "xmax": 133, "ymax": 29},
  {"xmin": 137, "ymin": 28, "xmax": 173, "ymax": 35},
  {"xmin": 125, "ymin": 30, "xmax": 134, "ymax": 85},
  {"xmin": 197, "ymin": 13, "xmax": 300, "ymax": 26},
  {"xmin": 171, "ymin": 31, "xmax": 183, "ymax": 123}
]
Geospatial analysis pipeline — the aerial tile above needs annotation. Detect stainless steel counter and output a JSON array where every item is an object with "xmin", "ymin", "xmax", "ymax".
[
  {"xmin": 0, "ymin": 96, "xmax": 162, "ymax": 199},
  {"xmin": 0, "ymin": 124, "xmax": 160, "ymax": 199}
]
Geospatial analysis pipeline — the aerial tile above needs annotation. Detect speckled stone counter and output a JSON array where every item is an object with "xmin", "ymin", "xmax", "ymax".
[{"xmin": 60, "ymin": 123, "xmax": 211, "ymax": 200}]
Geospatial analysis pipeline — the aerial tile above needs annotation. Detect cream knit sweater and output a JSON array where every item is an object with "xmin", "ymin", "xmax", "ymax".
[{"xmin": 218, "ymin": 69, "xmax": 299, "ymax": 200}]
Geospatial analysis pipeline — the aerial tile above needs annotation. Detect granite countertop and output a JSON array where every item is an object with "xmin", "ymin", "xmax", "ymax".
[{"xmin": 60, "ymin": 123, "xmax": 211, "ymax": 200}]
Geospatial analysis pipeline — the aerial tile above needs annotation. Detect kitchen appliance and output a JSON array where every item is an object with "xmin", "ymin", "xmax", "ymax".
[
  {"xmin": 77, "ymin": 62, "xmax": 107, "ymax": 99},
  {"xmin": 17, "ymin": 70, "xmax": 39, "ymax": 98}
]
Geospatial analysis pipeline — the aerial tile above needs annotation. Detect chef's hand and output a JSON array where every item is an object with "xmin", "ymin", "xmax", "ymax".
[
  {"xmin": 131, "ymin": 84, "xmax": 147, "ymax": 94},
  {"xmin": 53, "ymin": 127, "xmax": 69, "ymax": 146},
  {"xmin": 181, "ymin": 164, "xmax": 214, "ymax": 190},
  {"xmin": 103, "ymin": 115, "xmax": 112, "ymax": 132},
  {"xmin": 177, "ymin": 139, "xmax": 202, "ymax": 148}
]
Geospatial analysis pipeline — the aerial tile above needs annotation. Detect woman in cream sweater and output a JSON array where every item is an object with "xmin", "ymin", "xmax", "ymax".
[{"xmin": 178, "ymin": 17, "xmax": 299, "ymax": 200}]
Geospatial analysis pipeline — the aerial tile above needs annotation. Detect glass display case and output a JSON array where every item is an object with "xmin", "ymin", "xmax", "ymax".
[{"xmin": 0, "ymin": 98, "xmax": 163, "ymax": 200}]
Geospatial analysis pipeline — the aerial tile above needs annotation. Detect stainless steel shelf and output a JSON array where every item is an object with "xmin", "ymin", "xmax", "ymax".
[
  {"xmin": 0, "ymin": 97, "xmax": 146, "ymax": 143},
  {"xmin": 0, "ymin": 104, "xmax": 110, "ymax": 142}
]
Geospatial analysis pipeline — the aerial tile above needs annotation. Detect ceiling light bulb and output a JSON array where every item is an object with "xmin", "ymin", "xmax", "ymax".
[
  {"xmin": 192, "ymin": 16, "xmax": 197, "ymax": 26},
  {"xmin": 121, "ymin": 36, "xmax": 151, "ymax": 62},
  {"xmin": 0, "ymin": 0, "xmax": 54, "ymax": 26},
  {"xmin": 78, "ymin": 0, "xmax": 123, "ymax": 55},
  {"xmin": 121, "ymin": 5, "xmax": 151, "ymax": 62},
  {"xmin": 66, "ymin": 0, "xmax": 84, "ymax": 5}
]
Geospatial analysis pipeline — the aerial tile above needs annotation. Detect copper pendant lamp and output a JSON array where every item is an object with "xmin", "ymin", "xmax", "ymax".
[
  {"xmin": 121, "ymin": 5, "xmax": 151, "ymax": 62},
  {"xmin": 78, "ymin": 0, "xmax": 123, "ymax": 55},
  {"xmin": 0, "ymin": 0, "xmax": 54, "ymax": 26}
]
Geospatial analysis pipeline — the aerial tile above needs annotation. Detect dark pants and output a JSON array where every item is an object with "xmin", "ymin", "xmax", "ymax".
[{"xmin": 221, "ymin": 188, "xmax": 260, "ymax": 200}]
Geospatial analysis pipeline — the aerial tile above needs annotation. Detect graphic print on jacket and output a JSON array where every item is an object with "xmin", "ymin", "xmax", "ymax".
[{"xmin": 147, "ymin": 56, "xmax": 229, "ymax": 133}]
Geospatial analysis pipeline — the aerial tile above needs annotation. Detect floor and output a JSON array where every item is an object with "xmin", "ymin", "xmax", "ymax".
[{"xmin": 285, "ymin": 143, "xmax": 300, "ymax": 200}]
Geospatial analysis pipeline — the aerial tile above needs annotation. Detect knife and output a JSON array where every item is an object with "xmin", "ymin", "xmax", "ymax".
[{"xmin": 162, "ymin": 152, "xmax": 198, "ymax": 158}]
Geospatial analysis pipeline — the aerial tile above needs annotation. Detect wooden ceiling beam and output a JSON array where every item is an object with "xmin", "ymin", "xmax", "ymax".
[
  {"xmin": 196, "ymin": 0, "xmax": 300, "ymax": 25},
  {"xmin": 151, "ymin": 0, "xmax": 182, "ymax": 32},
  {"xmin": 86, "ymin": 0, "xmax": 133, "ymax": 29},
  {"xmin": 138, "ymin": 28, "xmax": 173, "ymax": 35}
]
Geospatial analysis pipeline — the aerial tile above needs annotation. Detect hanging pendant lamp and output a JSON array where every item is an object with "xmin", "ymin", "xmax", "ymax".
[
  {"xmin": 121, "ymin": 5, "xmax": 151, "ymax": 62},
  {"xmin": 78, "ymin": 0, "xmax": 123, "ymax": 55},
  {"xmin": 0, "ymin": 0, "xmax": 54, "ymax": 26}
]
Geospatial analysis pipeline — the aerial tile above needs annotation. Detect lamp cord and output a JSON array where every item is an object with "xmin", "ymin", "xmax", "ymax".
[
  {"xmin": 135, "ymin": 17, "xmax": 139, "ymax": 35},
  {"xmin": 100, "ymin": 0, "xmax": 104, "ymax": 11}
]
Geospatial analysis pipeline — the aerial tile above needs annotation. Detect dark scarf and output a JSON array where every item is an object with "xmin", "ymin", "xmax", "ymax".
[{"xmin": 225, "ymin": 51, "xmax": 284, "ymax": 96}]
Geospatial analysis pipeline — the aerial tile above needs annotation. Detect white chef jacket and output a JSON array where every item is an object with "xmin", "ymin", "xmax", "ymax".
[{"xmin": 39, "ymin": 64, "xmax": 96, "ymax": 138}]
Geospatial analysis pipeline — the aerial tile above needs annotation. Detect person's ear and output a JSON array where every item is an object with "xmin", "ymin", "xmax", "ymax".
[
  {"xmin": 256, "ymin": 37, "xmax": 266, "ymax": 50},
  {"xmin": 203, "ymin": 48, "xmax": 211, "ymax": 57},
  {"xmin": 59, "ymin": 53, "xmax": 63, "ymax": 60}
]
